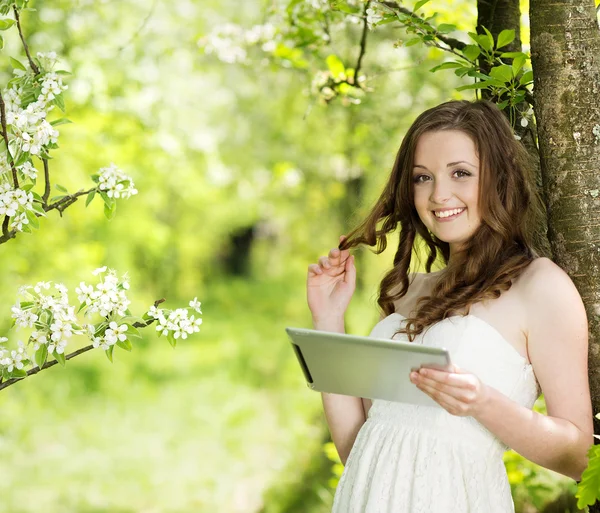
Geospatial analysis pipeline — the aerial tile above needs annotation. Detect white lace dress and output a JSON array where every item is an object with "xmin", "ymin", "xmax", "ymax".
[{"xmin": 332, "ymin": 312, "xmax": 540, "ymax": 513}]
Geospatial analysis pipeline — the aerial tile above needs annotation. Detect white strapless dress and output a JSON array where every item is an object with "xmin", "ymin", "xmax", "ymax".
[{"xmin": 332, "ymin": 312, "xmax": 540, "ymax": 513}]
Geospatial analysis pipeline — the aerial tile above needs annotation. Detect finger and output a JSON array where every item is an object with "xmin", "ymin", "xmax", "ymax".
[
  {"xmin": 343, "ymin": 254, "xmax": 356, "ymax": 287},
  {"xmin": 418, "ymin": 368, "xmax": 473, "ymax": 389},
  {"xmin": 417, "ymin": 383, "xmax": 467, "ymax": 415},
  {"xmin": 318, "ymin": 256, "xmax": 332, "ymax": 269},
  {"xmin": 328, "ymin": 246, "xmax": 342, "ymax": 265},
  {"xmin": 308, "ymin": 263, "xmax": 323, "ymax": 276}
]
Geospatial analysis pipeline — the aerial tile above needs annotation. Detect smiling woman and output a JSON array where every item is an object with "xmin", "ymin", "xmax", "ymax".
[
  {"xmin": 412, "ymin": 130, "xmax": 481, "ymax": 256},
  {"xmin": 306, "ymin": 99, "xmax": 594, "ymax": 512}
]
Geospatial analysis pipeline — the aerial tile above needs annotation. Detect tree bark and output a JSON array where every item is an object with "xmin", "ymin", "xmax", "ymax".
[{"xmin": 529, "ymin": 0, "xmax": 600, "ymax": 484}]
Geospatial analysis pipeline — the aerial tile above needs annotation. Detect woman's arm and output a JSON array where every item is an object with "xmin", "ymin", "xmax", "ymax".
[
  {"xmin": 315, "ymin": 317, "xmax": 366, "ymax": 465},
  {"xmin": 477, "ymin": 258, "xmax": 594, "ymax": 480}
]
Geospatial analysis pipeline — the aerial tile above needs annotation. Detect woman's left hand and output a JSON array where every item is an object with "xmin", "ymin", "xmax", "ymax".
[{"xmin": 410, "ymin": 365, "xmax": 490, "ymax": 418}]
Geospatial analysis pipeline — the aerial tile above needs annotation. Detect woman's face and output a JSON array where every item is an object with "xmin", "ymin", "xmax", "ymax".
[{"xmin": 412, "ymin": 130, "xmax": 482, "ymax": 254}]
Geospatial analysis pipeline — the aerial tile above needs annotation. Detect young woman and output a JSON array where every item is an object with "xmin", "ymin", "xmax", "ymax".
[{"xmin": 306, "ymin": 100, "xmax": 594, "ymax": 512}]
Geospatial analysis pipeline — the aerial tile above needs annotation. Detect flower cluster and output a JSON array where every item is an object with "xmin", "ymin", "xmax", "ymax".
[
  {"xmin": 201, "ymin": 22, "xmax": 280, "ymax": 64},
  {"xmin": 97, "ymin": 163, "xmax": 138, "ymax": 200},
  {"xmin": 366, "ymin": 4, "xmax": 387, "ymax": 30},
  {"xmin": 147, "ymin": 297, "xmax": 203, "ymax": 342},
  {"xmin": 38, "ymin": 71, "xmax": 68, "ymax": 106},
  {"xmin": 92, "ymin": 321, "xmax": 128, "ymax": 351},
  {"xmin": 0, "ymin": 182, "xmax": 36, "ymax": 232},
  {"xmin": 11, "ymin": 280, "xmax": 83, "ymax": 356},
  {"xmin": 0, "ymin": 340, "xmax": 29, "ymax": 375},
  {"xmin": 76, "ymin": 266, "xmax": 131, "ymax": 318}
]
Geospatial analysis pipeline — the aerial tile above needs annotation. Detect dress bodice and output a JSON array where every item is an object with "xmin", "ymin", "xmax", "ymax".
[{"xmin": 367, "ymin": 313, "xmax": 540, "ymax": 456}]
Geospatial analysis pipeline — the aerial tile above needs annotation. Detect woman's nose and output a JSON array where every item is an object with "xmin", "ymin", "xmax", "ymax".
[{"xmin": 430, "ymin": 177, "xmax": 453, "ymax": 204}]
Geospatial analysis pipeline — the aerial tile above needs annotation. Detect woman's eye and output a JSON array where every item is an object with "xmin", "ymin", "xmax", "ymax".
[
  {"xmin": 454, "ymin": 169, "xmax": 471, "ymax": 178},
  {"xmin": 413, "ymin": 175, "xmax": 428, "ymax": 183}
]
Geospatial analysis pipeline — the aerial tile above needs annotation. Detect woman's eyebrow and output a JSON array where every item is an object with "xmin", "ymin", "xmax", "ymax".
[{"xmin": 413, "ymin": 160, "xmax": 477, "ymax": 170}]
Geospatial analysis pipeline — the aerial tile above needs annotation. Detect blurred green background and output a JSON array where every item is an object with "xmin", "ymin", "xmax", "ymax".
[{"xmin": 0, "ymin": 0, "xmax": 579, "ymax": 511}]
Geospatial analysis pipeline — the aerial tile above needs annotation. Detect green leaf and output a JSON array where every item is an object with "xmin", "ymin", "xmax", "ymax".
[
  {"xmin": 325, "ymin": 54, "xmax": 345, "ymax": 79},
  {"xmin": 466, "ymin": 70, "xmax": 492, "ymax": 80},
  {"xmin": 512, "ymin": 54, "xmax": 526, "ymax": 76},
  {"xmin": 125, "ymin": 324, "xmax": 142, "ymax": 338},
  {"xmin": 496, "ymin": 29, "xmax": 515, "ymax": 49},
  {"xmin": 413, "ymin": 0, "xmax": 431, "ymax": 11},
  {"xmin": 50, "ymin": 118, "xmax": 72, "ymax": 127},
  {"xmin": 35, "ymin": 345, "xmax": 48, "ymax": 368},
  {"xmin": 104, "ymin": 200, "xmax": 117, "ymax": 220},
  {"xmin": 496, "ymin": 100, "xmax": 509, "ymax": 110},
  {"xmin": 456, "ymin": 81, "xmax": 495, "ymax": 91},
  {"xmin": 0, "ymin": 18, "xmax": 15, "ymax": 30},
  {"xmin": 53, "ymin": 94, "xmax": 65, "ymax": 112},
  {"xmin": 167, "ymin": 331, "xmax": 176, "ymax": 348},
  {"xmin": 10, "ymin": 57, "xmax": 26, "ymax": 71},
  {"xmin": 482, "ymin": 26, "xmax": 494, "ymax": 50},
  {"xmin": 9, "ymin": 368, "xmax": 27, "ymax": 378},
  {"xmin": 403, "ymin": 37, "xmax": 422, "ymax": 47},
  {"xmin": 501, "ymin": 51, "xmax": 526, "ymax": 58},
  {"xmin": 25, "ymin": 208, "xmax": 39, "ymax": 229},
  {"xmin": 55, "ymin": 184, "xmax": 68, "ymax": 193},
  {"xmin": 85, "ymin": 189, "xmax": 96, "ymax": 207},
  {"xmin": 105, "ymin": 345, "xmax": 114, "ymax": 363},
  {"xmin": 462, "ymin": 44, "xmax": 480, "ymax": 61},
  {"xmin": 54, "ymin": 351, "xmax": 66, "ymax": 367},
  {"xmin": 468, "ymin": 32, "xmax": 492, "ymax": 52},
  {"xmin": 117, "ymin": 338, "xmax": 132, "ymax": 352},
  {"xmin": 576, "ymin": 444, "xmax": 600, "ymax": 508},
  {"xmin": 489, "ymin": 64, "xmax": 513, "ymax": 83},
  {"xmin": 91, "ymin": 174, "xmax": 100, "ymax": 184},
  {"xmin": 520, "ymin": 70, "xmax": 534, "ymax": 85},
  {"xmin": 436, "ymin": 23, "xmax": 456, "ymax": 34},
  {"xmin": 429, "ymin": 61, "xmax": 463, "ymax": 72}
]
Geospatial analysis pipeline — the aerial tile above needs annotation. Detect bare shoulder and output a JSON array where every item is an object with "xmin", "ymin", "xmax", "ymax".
[{"xmin": 517, "ymin": 257, "xmax": 586, "ymax": 321}]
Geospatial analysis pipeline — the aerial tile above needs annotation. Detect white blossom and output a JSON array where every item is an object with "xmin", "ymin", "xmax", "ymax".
[
  {"xmin": 18, "ymin": 161, "xmax": 38, "ymax": 180},
  {"xmin": 0, "ymin": 183, "xmax": 36, "ymax": 226},
  {"xmin": 97, "ymin": 163, "xmax": 138, "ymax": 199},
  {"xmin": 11, "ymin": 305, "xmax": 39, "ymax": 328},
  {"xmin": 77, "ymin": 268, "xmax": 131, "ymax": 319},
  {"xmin": 366, "ymin": 5, "xmax": 386, "ymax": 30},
  {"xmin": 154, "ymin": 307, "xmax": 202, "ymax": 340},
  {"xmin": 189, "ymin": 297, "xmax": 202, "ymax": 313},
  {"xmin": 0, "ymin": 341, "xmax": 28, "ymax": 372}
]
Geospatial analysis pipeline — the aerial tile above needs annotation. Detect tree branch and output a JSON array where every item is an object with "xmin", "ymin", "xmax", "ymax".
[
  {"xmin": 381, "ymin": 1, "xmax": 466, "ymax": 51},
  {"xmin": 355, "ymin": 1, "xmax": 371, "ymax": 84},
  {"xmin": 44, "ymin": 187, "xmax": 97, "ymax": 214},
  {"xmin": 0, "ymin": 91, "xmax": 19, "ymax": 189},
  {"xmin": 13, "ymin": 6, "xmax": 39, "ymax": 75},
  {"xmin": 42, "ymin": 158, "xmax": 50, "ymax": 205},
  {"xmin": 0, "ymin": 300, "xmax": 165, "ymax": 392}
]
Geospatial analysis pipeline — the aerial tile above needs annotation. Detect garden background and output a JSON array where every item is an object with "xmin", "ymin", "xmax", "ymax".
[{"xmin": 0, "ymin": 0, "xmax": 596, "ymax": 512}]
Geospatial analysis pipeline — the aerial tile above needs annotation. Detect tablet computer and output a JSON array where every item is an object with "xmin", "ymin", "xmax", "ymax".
[{"xmin": 285, "ymin": 327, "xmax": 451, "ymax": 408}]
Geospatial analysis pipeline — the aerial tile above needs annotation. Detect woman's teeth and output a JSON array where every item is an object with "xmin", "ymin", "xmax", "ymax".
[{"xmin": 433, "ymin": 208, "xmax": 465, "ymax": 218}]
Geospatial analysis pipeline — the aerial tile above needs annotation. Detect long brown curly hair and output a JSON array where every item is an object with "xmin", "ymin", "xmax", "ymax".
[{"xmin": 340, "ymin": 99, "xmax": 546, "ymax": 341}]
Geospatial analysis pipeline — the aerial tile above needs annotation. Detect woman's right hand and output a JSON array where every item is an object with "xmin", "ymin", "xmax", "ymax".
[{"xmin": 307, "ymin": 235, "xmax": 356, "ymax": 323}]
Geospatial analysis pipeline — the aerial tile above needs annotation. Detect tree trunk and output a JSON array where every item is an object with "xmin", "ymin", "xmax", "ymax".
[
  {"xmin": 529, "ymin": 0, "xmax": 600, "ymax": 495},
  {"xmin": 477, "ymin": 0, "xmax": 552, "ymax": 259}
]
